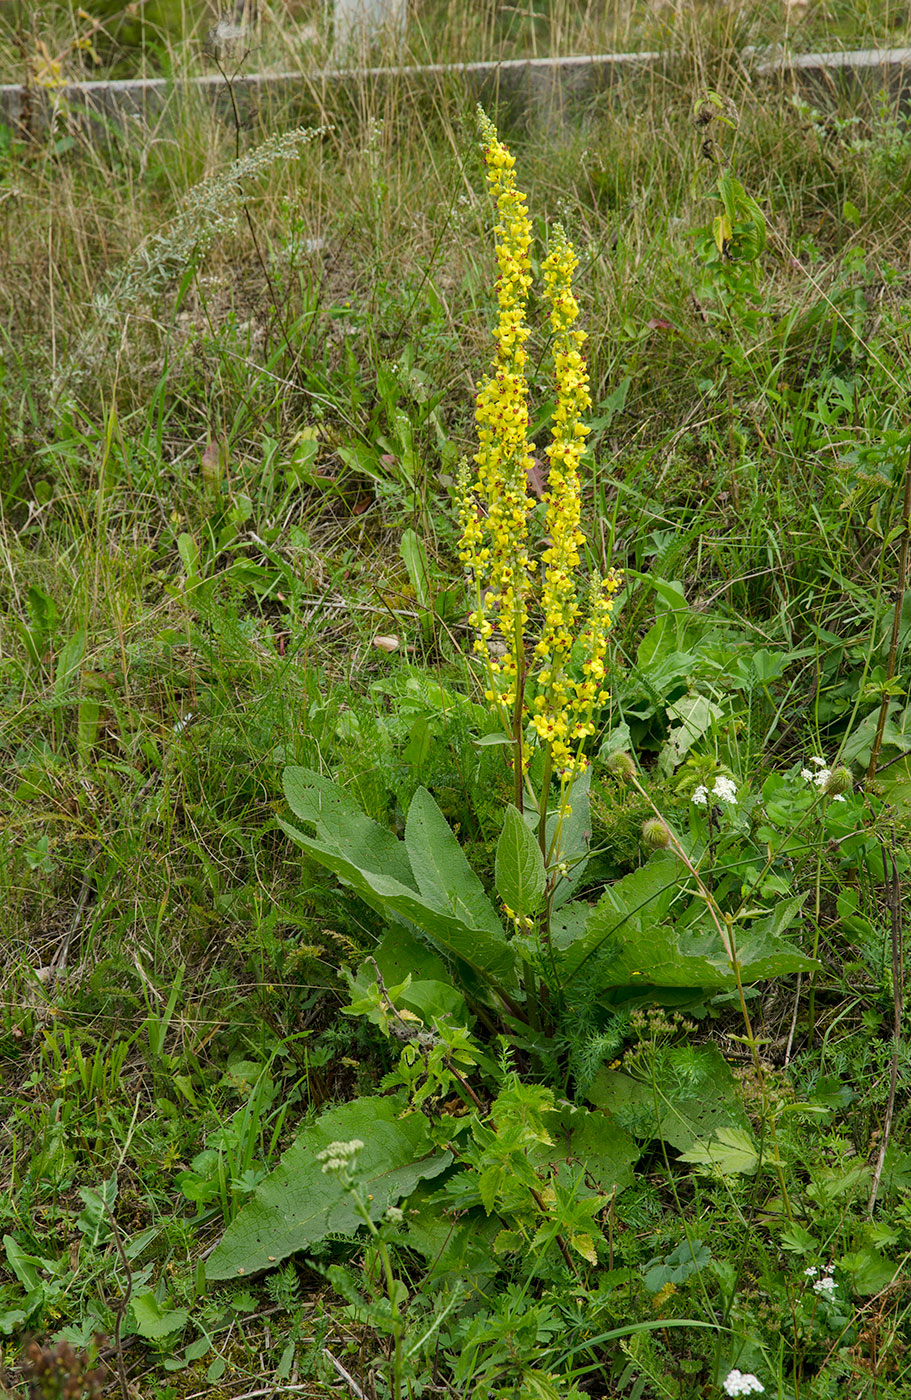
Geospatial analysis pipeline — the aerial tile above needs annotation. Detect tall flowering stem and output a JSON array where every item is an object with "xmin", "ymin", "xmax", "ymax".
[
  {"xmin": 458, "ymin": 110, "xmax": 537, "ymax": 808},
  {"xmin": 458, "ymin": 111, "xmax": 620, "ymax": 857},
  {"xmin": 533, "ymin": 226, "xmax": 620, "ymax": 851}
]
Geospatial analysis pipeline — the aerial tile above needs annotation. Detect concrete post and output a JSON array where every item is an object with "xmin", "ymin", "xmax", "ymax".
[{"xmin": 331, "ymin": 0, "xmax": 407, "ymax": 60}]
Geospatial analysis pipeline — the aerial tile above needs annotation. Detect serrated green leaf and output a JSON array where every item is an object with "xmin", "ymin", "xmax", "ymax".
[
  {"xmin": 496, "ymin": 806, "xmax": 545, "ymax": 920},
  {"xmin": 206, "ymin": 1096, "xmax": 451, "ymax": 1281},
  {"xmin": 131, "ymin": 1293, "xmax": 189, "ymax": 1341},
  {"xmin": 678, "ymin": 1127, "xmax": 759, "ymax": 1176},
  {"xmin": 493, "ymin": 1228, "xmax": 524, "ymax": 1255}
]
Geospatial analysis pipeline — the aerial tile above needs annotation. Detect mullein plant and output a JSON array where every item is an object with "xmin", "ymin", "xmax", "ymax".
[{"xmin": 457, "ymin": 109, "xmax": 620, "ymax": 869}]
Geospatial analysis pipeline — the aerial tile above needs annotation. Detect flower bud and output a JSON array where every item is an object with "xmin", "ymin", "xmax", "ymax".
[
  {"xmin": 605, "ymin": 750, "xmax": 636, "ymax": 781},
  {"xmin": 641, "ymin": 818, "xmax": 671, "ymax": 850},
  {"xmin": 824, "ymin": 766, "xmax": 852, "ymax": 796}
]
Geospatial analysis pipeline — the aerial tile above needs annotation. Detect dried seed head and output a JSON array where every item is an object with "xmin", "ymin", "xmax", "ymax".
[
  {"xmin": 825, "ymin": 766, "xmax": 852, "ymax": 796},
  {"xmin": 605, "ymin": 750, "xmax": 636, "ymax": 781},
  {"xmin": 641, "ymin": 818, "xmax": 671, "ymax": 850}
]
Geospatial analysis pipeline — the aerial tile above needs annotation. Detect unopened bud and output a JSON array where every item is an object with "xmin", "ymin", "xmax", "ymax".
[
  {"xmin": 641, "ymin": 818, "xmax": 671, "ymax": 850},
  {"xmin": 825, "ymin": 766, "xmax": 852, "ymax": 796},
  {"xmin": 605, "ymin": 750, "xmax": 636, "ymax": 781}
]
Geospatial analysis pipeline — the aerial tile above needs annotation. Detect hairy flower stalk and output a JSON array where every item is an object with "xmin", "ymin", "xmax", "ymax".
[{"xmin": 458, "ymin": 112, "xmax": 620, "ymax": 839}]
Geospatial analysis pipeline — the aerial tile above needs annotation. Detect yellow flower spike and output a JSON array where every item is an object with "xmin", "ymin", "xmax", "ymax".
[
  {"xmin": 458, "ymin": 110, "xmax": 536, "ymax": 733},
  {"xmin": 459, "ymin": 115, "xmax": 622, "ymax": 818}
]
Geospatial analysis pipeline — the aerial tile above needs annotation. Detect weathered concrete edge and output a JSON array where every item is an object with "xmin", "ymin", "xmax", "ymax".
[
  {"xmin": 757, "ymin": 45, "xmax": 911, "ymax": 73},
  {"xmin": 0, "ymin": 52, "xmax": 665, "ymax": 134},
  {"xmin": 2, "ymin": 46, "xmax": 911, "ymax": 135}
]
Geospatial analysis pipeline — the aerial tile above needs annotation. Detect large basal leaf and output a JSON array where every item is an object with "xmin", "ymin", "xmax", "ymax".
[
  {"xmin": 734, "ymin": 894, "xmax": 820, "ymax": 980},
  {"xmin": 283, "ymin": 767, "xmax": 415, "ymax": 889},
  {"xmin": 591, "ymin": 921, "xmax": 734, "ymax": 990},
  {"xmin": 562, "ymin": 854, "xmax": 682, "ymax": 981},
  {"xmin": 206, "ymin": 1097, "xmax": 451, "ymax": 1282},
  {"xmin": 565, "ymin": 859, "xmax": 817, "ymax": 990},
  {"xmin": 404, "ymin": 787, "xmax": 503, "ymax": 936},
  {"xmin": 496, "ymin": 806, "xmax": 545, "ymax": 921},
  {"xmin": 370, "ymin": 926, "xmax": 469, "ymax": 1023},
  {"xmin": 587, "ymin": 1045, "xmax": 750, "ymax": 1154},
  {"xmin": 279, "ymin": 821, "xmax": 517, "ymax": 985},
  {"xmin": 550, "ymin": 767, "xmax": 593, "ymax": 909}
]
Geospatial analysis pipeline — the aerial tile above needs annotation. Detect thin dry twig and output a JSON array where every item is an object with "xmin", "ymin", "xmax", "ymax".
[
  {"xmin": 783, "ymin": 971, "xmax": 802, "ymax": 1067},
  {"xmin": 106, "ymin": 1205, "xmax": 133, "ymax": 1400},
  {"xmin": 867, "ymin": 425, "xmax": 911, "ymax": 784},
  {"xmin": 49, "ymin": 870, "xmax": 94, "ymax": 976},
  {"xmin": 868, "ymin": 835, "xmax": 904, "ymax": 1214},
  {"xmin": 324, "ymin": 1347, "xmax": 367, "ymax": 1400}
]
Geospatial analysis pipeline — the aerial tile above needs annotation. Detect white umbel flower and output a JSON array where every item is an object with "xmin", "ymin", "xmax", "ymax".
[
  {"xmin": 693, "ymin": 777, "xmax": 737, "ymax": 806},
  {"xmin": 712, "ymin": 775, "xmax": 738, "ymax": 805},
  {"xmin": 723, "ymin": 1370, "xmax": 765, "ymax": 1396}
]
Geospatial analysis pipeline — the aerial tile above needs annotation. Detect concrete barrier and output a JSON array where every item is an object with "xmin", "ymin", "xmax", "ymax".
[{"xmin": 2, "ymin": 46, "xmax": 909, "ymax": 141}]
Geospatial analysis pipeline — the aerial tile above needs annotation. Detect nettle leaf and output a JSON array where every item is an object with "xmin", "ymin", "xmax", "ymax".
[
  {"xmin": 405, "ymin": 787, "xmax": 502, "ymax": 936},
  {"xmin": 677, "ymin": 1127, "xmax": 759, "ymax": 1177},
  {"xmin": 588, "ymin": 1045, "xmax": 749, "ymax": 1153},
  {"xmin": 496, "ymin": 806, "xmax": 545, "ymax": 920},
  {"xmin": 206, "ymin": 1096, "xmax": 451, "ymax": 1281}
]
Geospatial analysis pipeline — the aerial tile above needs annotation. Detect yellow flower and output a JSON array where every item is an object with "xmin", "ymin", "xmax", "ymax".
[{"xmin": 458, "ymin": 114, "xmax": 622, "ymax": 791}]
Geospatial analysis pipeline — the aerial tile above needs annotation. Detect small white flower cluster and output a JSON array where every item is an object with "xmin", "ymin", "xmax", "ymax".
[
  {"xmin": 800, "ymin": 757, "xmax": 846, "ymax": 801},
  {"xmin": 804, "ymin": 1263, "xmax": 837, "ymax": 1295},
  {"xmin": 316, "ymin": 1138, "xmax": 364, "ymax": 1174},
  {"xmin": 723, "ymin": 1370, "xmax": 765, "ymax": 1396},
  {"xmin": 693, "ymin": 776, "xmax": 738, "ymax": 807}
]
